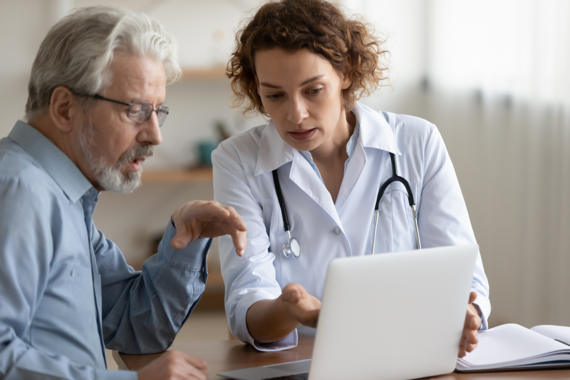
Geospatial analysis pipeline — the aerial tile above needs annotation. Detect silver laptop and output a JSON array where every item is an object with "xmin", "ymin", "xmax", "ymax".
[{"xmin": 218, "ymin": 244, "xmax": 478, "ymax": 380}]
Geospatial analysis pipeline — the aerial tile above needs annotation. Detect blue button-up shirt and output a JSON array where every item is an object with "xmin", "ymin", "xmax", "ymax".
[{"xmin": 0, "ymin": 121, "xmax": 211, "ymax": 379}]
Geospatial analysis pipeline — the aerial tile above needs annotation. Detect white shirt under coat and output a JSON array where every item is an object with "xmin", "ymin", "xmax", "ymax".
[{"xmin": 212, "ymin": 102, "xmax": 490, "ymax": 351}]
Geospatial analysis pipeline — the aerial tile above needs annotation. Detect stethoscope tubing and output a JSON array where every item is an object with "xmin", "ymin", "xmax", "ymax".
[
  {"xmin": 371, "ymin": 153, "xmax": 422, "ymax": 253},
  {"xmin": 272, "ymin": 170, "xmax": 291, "ymax": 232},
  {"xmin": 273, "ymin": 170, "xmax": 301, "ymax": 258},
  {"xmin": 274, "ymin": 152, "xmax": 422, "ymax": 259},
  {"xmin": 375, "ymin": 153, "xmax": 415, "ymax": 211}
]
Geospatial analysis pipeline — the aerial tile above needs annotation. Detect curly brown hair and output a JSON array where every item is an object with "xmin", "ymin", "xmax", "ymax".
[{"xmin": 227, "ymin": 0, "xmax": 389, "ymax": 116}]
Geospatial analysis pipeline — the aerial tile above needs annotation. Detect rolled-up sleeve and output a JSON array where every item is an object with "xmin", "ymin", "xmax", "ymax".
[{"xmin": 212, "ymin": 141, "xmax": 298, "ymax": 351}]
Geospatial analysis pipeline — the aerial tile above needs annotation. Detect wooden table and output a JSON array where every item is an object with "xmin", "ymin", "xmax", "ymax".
[{"xmin": 116, "ymin": 337, "xmax": 570, "ymax": 379}]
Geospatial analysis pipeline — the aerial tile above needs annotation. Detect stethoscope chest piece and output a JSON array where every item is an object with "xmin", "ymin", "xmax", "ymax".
[
  {"xmin": 282, "ymin": 234, "xmax": 301, "ymax": 259},
  {"xmin": 273, "ymin": 169, "xmax": 303, "ymax": 259},
  {"xmin": 273, "ymin": 152, "xmax": 421, "ymax": 260}
]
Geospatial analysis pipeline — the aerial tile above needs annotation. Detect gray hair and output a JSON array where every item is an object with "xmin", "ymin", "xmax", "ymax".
[{"xmin": 25, "ymin": 6, "xmax": 181, "ymax": 121}]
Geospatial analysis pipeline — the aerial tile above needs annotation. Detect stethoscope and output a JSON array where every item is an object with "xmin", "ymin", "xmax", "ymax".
[{"xmin": 272, "ymin": 152, "xmax": 422, "ymax": 259}]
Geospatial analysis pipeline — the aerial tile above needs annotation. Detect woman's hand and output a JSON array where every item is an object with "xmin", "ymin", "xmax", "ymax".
[
  {"xmin": 459, "ymin": 291, "xmax": 481, "ymax": 358},
  {"xmin": 246, "ymin": 283, "xmax": 321, "ymax": 343},
  {"xmin": 281, "ymin": 283, "xmax": 321, "ymax": 328},
  {"xmin": 170, "ymin": 200, "xmax": 247, "ymax": 256}
]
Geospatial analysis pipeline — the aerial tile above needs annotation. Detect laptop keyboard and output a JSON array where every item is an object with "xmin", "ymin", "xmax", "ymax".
[{"xmin": 269, "ymin": 374, "xmax": 309, "ymax": 380}]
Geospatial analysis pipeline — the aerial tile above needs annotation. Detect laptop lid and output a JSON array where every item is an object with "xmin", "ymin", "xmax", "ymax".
[
  {"xmin": 309, "ymin": 244, "xmax": 478, "ymax": 380},
  {"xmin": 218, "ymin": 244, "xmax": 478, "ymax": 380}
]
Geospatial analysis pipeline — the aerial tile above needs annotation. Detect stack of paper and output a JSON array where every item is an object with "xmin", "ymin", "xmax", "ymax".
[{"xmin": 456, "ymin": 324, "xmax": 570, "ymax": 372}]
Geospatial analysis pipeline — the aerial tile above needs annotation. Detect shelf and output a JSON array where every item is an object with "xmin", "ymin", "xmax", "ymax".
[
  {"xmin": 181, "ymin": 67, "xmax": 228, "ymax": 79},
  {"xmin": 141, "ymin": 167, "xmax": 213, "ymax": 183}
]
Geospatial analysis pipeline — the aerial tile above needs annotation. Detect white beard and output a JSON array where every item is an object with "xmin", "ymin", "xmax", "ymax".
[{"xmin": 78, "ymin": 120, "xmax": 153, "ymax": 193}]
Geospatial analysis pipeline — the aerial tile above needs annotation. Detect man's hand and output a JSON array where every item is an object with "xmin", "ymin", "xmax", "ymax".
[
  {"xmin": 459, "ymin": 291, "xmax": 482, "ymax": 358},
  {"xmin": 170, "ymin": 200, "xmax": 247, "ymax": 256},
  {"xmin": 281, "ymin": 283, "xmax": 321, "ymax": 328},
  {"xmin": 137, "ymin": 350, "xmax": 207, "ymax": 380}
]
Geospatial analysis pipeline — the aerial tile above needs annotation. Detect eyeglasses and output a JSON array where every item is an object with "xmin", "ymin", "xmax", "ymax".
[{"xmin": 87, "ymin": 94, "xmax": 169, "ymax": 127}]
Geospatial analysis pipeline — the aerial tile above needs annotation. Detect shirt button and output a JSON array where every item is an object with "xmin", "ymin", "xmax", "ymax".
[
  {"xmin": 333, "ymin": 226, "xmax": 341, "ymax": 235},
  {"xmin": 70, "ymin": 269, "xmax": 76, "ymax": 277}
]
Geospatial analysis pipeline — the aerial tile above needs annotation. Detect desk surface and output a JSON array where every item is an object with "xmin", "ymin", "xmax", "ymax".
[{"xmin": 117, "ymin": 338, "xmax": 570, "ymax": 379}]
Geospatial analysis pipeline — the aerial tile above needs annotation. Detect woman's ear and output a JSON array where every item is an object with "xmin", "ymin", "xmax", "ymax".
[
  {"xmin": 341, "ymin": 59, "xmax": 352, "ymax": 89},
  {"xmin": 49, "ymin": 86, "xmax": 80, "ymax": 133},
  {"xmin": 255, "ymin": 75, "xmax": 261, "ymax": 96}
]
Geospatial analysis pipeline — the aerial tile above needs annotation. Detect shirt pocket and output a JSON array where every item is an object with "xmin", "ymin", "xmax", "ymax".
[{"xmin": 373, "ymin": 180, "xmax": 419, "ymax": 253}]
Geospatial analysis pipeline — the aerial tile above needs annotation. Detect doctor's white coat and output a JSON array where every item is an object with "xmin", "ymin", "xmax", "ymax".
[{"xmin": 212, "ymin": 102, "xmax": 490, "ymax": 351}]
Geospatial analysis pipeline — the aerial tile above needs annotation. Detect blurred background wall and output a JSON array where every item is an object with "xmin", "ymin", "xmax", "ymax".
[{"xmin": 0, "ymin": 0, "xmax": 568, "ymax": 330}]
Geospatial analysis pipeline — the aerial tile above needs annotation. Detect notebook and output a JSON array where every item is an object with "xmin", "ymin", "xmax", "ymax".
[
  {"xmin": 456, "ymin": 323, "xmax": 570, "ymax": 372},
  {"xmin": 218, "ymin": 244, "xmax": 479, "ymax": 380}
]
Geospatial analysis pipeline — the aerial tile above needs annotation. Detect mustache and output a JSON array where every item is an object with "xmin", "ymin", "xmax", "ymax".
[{"xmin": 117, "ymin": 144, "xmax": 155, "ymax": 167}]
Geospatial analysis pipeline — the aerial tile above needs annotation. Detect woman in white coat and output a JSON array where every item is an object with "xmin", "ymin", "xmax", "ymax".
[{"xmin": 213, "ymin": 0, "xmax": 490, "ymax": 356}]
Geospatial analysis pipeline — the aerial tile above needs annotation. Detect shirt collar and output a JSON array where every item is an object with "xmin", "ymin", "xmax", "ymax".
[
  {"xmin": 254, "ymin": 102, "xmax": 401, "ymax": 176},
  {"xmin": 9, "ymin": 120, "xmax": 94, "ymax": 203},
  {"xmin": 353, "ymin": 102, "xmax": 401, "ymax": 155},
  {"xmin": 297, "ymin": 119, "xmax": 360, "ymax": 182},
  {"xmin": 345, "ymin": 117, "xmax": 360, "ymax": 160},
  {"xmin": 254, "ymin": 119, "xmax": 297, "ymax": 176}
]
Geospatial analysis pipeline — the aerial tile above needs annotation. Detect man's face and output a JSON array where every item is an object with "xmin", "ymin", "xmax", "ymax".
[{"xmin": 77, "ymin": 54, "xmax": 166, "ymax": 193}]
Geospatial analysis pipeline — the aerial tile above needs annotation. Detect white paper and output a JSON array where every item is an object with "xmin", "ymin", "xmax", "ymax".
[
  {"xmin": 460, "ymin": 324, "xmax": 570, "ymax": 368},
  {"xmin": 531, "ymin": 325, "xmax": 570, "ymax": 346}
]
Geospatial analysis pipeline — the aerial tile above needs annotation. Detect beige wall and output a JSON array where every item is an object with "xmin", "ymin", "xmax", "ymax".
[{"xmin": 2, "ymin": 0, "xmax": 569, "ymax": 331}]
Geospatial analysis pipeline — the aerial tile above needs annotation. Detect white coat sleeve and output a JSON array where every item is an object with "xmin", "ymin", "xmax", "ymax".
[
  {"xmin": 417, "ymin": 124, "xmax": 491, "ymax": 329},
  {"xmin": 212, "ymin": 141, "xmax": 298, "ymax": 351}
]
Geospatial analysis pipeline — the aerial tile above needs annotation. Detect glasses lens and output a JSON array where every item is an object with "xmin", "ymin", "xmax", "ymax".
[
  {"xmin": 157, "ymin": 106, "xmax": 169, "ymax": 127},
  {"xmin": 128, "ymin": 101, "xmax": 151, "ymax": 123},
  {"xmin": 127, "ymin": 101, "xmax": 168, "ymax": 126}
]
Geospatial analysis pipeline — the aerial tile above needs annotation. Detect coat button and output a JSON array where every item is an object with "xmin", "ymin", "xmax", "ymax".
[{"xmin": 333, "ymin": 226, "xmax": 341, "ymax": 235}]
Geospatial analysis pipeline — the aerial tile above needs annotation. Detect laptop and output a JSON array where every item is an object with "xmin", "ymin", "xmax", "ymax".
[{"xmin": 218, "ymin": 244, "xmax": 478, "ymax": 380}]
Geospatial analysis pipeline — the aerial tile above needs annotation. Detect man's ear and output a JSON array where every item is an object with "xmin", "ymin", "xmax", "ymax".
[{"xmin": 49, "ymin": 86, "xmax": 80, "ymax": 133}]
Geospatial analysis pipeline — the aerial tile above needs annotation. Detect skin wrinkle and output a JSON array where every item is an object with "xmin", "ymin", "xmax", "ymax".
[
  {"xmin": 77, "ymin": 118, "xmax": 153, "ymax": 193},
  {"xmin": 69, "ymin": 54, "xmax": 165, "ymax": 193}
]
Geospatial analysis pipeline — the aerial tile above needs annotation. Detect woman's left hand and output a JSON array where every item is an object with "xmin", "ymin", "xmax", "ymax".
[{"xmin": 459, "ymin": 291, "xmax": 481, "ymax": 358}]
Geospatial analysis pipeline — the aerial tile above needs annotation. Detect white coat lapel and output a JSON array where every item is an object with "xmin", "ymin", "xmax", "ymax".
[
  {"xmin": 289, "ymin": 152, "xmax": 341, "ymax": 226},
  {"xmin": 254, "ymin": 121, "xmax": 342, "ymax": 226},
  {"xmin": 356, "ymin": 102, "xmax": 401, "ymax": 155},
  {"xmin": 254, "ymin": 120, "xmax": 295, "ymax": 176},
  {"xmin": 336, "ymin": 103, "xmax": 400, "ymax": 212},
  {"xmin": 335, "ymin": 141, "xmax": 366, "ymax": 213}
]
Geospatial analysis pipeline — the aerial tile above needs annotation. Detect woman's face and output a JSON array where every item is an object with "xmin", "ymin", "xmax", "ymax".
[{"xmin": 255, "ymin": 48, "xmax": 351, "ymax": 154}]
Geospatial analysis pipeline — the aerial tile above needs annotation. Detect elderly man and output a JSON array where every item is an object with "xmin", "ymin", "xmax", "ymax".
[{"xmin": 0, "ymin": 7, "xmax": 245, "ymax": 380}]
